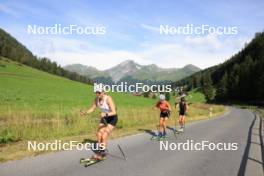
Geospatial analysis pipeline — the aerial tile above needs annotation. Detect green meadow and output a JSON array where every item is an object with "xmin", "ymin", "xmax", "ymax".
[{"xmin": 0, "ymin": 57, "xmax": 226, "ymax": 161}]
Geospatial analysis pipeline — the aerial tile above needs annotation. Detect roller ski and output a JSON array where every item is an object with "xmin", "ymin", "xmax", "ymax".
[
  {"xmin": 174, "ymin": 127, "xmax": 185, "ymax": 135},
  {"xmin": 151, "ymin": 136, "xmax": 168, "ymax": 141},
  {"xmin": 151, "ymin": 131, "xmax": 168, "ymax": 141},
  {"xmin": 80, "ymin": 154, "xmax": 106, "ymax": 167}
]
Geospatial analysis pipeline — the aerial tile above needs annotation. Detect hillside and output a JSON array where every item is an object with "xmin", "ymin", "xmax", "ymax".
[
  {"xmin": 174, "ymin": 32, "xmax": 264, "ymax": 102},
  {"xmin": 0, "ymin": 28, "xmax": 92, "ymax": 84},
  {"xmin": 64, "ymin": 64, "xmax": 105, "ymax": 79},
  {"xmin": 0, "ymin": 56, "xmax": 158, "ymax": 141},
  {"xmin": 0, "ymin": 57, "xmax": 155, "ymax": 111},
  {"xmin": 64, "ymin": 60, "xmax": 201, "ymax": 83}
]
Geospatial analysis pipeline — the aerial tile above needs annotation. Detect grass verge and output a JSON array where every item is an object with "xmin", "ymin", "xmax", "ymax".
[{"xmin": 0, "ymin": 103, "xmax": 227, "ymax": 162}]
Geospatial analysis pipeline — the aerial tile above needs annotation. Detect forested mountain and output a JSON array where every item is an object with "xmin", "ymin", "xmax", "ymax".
[
  {"xmin": 174, "ymin": 32, "xmax": 264, "ymax": 102},
  {"xmin": 0, "ymin": 28, "xmax": 93, "ymax": 84}
]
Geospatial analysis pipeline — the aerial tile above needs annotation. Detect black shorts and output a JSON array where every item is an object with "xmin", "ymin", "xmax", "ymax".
[
  {"xmin": 160, "ymin": 111, "xmax": 170, "ymax": 118},
  {"xmin": 100, "ymin": 115, "xmax": 118, "ymax": 126},
  {"xmin": 179, "ymin": 111, "xmax": 186, "ymax": 116}
]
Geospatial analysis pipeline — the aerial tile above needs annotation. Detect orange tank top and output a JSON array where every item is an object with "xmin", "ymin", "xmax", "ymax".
[{"xmin": 156, "ymin": 101, "xmax": 170, "ymax": 112}]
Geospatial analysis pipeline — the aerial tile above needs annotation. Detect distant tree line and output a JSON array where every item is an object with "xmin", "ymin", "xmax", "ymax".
[
  {"xmin": 117, "ymin": 75, "xmax": 173, "ymax": 86},
  {"xmin": 0, "ymin": 28, "xmax": 93, "ymax": 84},
  {"xmin": 94, "ymin": 76, "xmax": 115, "ymax": 85},
  {"xmin": 173, "ymin": 32, "xmax": 264, "ymax": 103}
]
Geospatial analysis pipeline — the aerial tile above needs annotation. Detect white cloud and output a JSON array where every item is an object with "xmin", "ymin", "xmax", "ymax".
[
  {"xmin": 140, "ymin": 23, "xmax": 160, "ymax": 33},
  {"xmin": 11, "ymin": 26, "xmax": 251, "ymax": 70},
  {"xmin": 24, "ymin": 35, "xmax": 251, "ymax": 70},
  {"xmin": 50, "ymin": 50, "xmax": 144, "ymax": 70},
  {"xmin": 224, "ymin": 36, "xmax": 251, "ymax": 49},
  {"xmin": 184, "ymin": 34, "xmax": 222, "ymax": 49},
  {"xmin": 42, "ymin": 40, "xmax": 234, "ymax": 70},
  {"xmin": 25, "ymin": 36, "xmax": 144, "ymax": 69},
  {"xmin": 139, "ymin": 43, "xmax": 229, "ymax": 68}
]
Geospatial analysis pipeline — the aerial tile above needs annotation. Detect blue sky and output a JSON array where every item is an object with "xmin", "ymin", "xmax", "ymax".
[{"xmin": 0, "ymin": 0, "xmax": 264, "ymax": 69}]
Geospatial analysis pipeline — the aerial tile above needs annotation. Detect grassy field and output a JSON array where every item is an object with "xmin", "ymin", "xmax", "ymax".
[{"xmin": 0, "ymin": 57, "xmax": 227, "ymax": 162}]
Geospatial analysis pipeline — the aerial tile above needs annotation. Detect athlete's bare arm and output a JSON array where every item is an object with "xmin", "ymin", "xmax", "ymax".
[{"xmin": 185, "ymin": 103, "xmax": 189, "ymax": 112}]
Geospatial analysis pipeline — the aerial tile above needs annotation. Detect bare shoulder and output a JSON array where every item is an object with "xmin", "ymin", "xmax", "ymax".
[{"xmin": 106, "ymin": 95, "xmax": 113, "ymax": 102}]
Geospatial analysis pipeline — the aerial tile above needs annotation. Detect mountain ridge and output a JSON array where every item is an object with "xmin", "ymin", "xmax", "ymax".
[{"xmin": 64, "ymin": 60, "xmax": 201, "ymax": 83}]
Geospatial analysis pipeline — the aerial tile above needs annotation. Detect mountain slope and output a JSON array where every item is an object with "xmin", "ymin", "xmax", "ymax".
[
  {"xmin": 64, "ymin": 60, "xmax": 201, "ymax": 82},
  {"xmin": 0, "ymin": 56, "xmax": 156, "ymax": 110},
  {"xmin": 0, "ymin": 28, "xmax": 92, "ymax": 84},
  {"xmin": 131, "ymin": 64, "xmax": 200, "ymax": 81},
  {"xmin": 105, "ymin": 60, "xmax": 141, "ymax": 82},
  {"xmin": 174, "ymin": 32, "xmax": 264, "ymax": 102},
  {"xmin": 64, "ymin": 64, "xmax": 105, "ymax": 78}
]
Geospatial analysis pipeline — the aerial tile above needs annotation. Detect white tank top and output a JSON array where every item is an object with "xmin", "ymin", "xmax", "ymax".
[{"xmin": 97, "ymin": 95, "xmax": 110, "ymax": 113}]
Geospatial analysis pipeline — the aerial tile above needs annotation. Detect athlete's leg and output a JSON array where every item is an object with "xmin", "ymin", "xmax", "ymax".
[
  {"xmin": 97, "ymin": 123, "xmax": 106, "ymax": 143},
  {"xmin": 182, "ymin": 115, "xmax": 186, "ymax": 127},
  {"xmin": 101, "ymin": 124, "xmax": 115, "ymax": 152},
  {"xmin": 179, "ymin": 115, "xmax": 185, "ymax": 132},
  {"xmin": 91, "ymin": 124, "xmax": 107, "ymax": 159},
  {"xmin": 159, "ymin": 118, "xmax": 165, "ymax": 136},
  {"xmin": 178, "ymin": 115, "xmax": 182, "ymax": 127},
  {"xmin": 163, "ymin": 117, "xmax": 168, "ymax": 136}
]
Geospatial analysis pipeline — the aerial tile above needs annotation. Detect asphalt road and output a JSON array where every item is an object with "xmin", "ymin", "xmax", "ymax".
[{"xmin": 1, "ymin": 107, "xmax": 263, "ymax": 176}]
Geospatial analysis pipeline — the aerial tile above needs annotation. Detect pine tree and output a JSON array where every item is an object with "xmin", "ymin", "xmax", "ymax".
[
  {"xmin": 227, "ymin": 64, "xmax": 240, "ymax": 99},
  {"xmin": 255, "ymin": 57, "xmax": 264, "ymax": 100},
  {"xmin": 216, "ymin": 71, "xmax": 228, "ymax": 101},
  {"xmin": 202, "ymin": 73, "xmax": 216, "ymax": 102},
  {"xmin": 192, "ymin": 76, "xmax": 197, "ymax": 89},
  {"xmin": 239, "ymin": 55, "xmax": 254, "ymax": 100}
]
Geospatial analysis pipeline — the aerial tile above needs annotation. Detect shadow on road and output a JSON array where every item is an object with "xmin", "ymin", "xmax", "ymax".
[
  {"xmin": 238, "ymin": 113, "xmax": 264, "ymax": 175},
  {"xmin": 138, "ymin": 126, "xmax": 176, "ymax": 137},
  {"xmin": 81, "ymin": 138, "xmax": 126, "ymax": 160},
  {"xmin": 138, "ymin": 129, "xmax": 157, "ymax": 137},
  {"xmin": 81, "ymin": 138, "xmax": 101, "ymax": 154},
  {"xmin": 166, "ymin": 126, "xmax": 175, "ymax": 132}
]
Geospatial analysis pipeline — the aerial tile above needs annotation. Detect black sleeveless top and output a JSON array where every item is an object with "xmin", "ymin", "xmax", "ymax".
[{"xmin": 179, "ymin": 101, "xmax": 186, "ymax": 113}]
